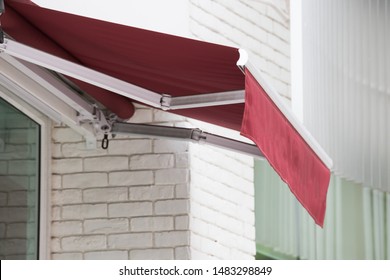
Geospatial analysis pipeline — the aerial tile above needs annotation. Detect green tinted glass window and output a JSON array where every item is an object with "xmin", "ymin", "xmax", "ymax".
[{"xmin": 0, "ymin": 97, "xmax": 40, "ymax": 260}]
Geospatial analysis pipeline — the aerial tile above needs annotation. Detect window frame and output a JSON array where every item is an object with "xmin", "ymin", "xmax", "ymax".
[{"xmin": 0, "ymin": 85, "xmax": 51, "ymax": 260}]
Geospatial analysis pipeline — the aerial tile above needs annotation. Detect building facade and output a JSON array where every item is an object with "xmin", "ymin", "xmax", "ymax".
[{"xmin": 0, "ymin": 0, "xmax": 290, "ymax": 260}]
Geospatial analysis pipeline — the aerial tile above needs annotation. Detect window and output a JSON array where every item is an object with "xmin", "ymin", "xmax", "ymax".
[{"xmin": 0, "ymin": 97, "xmax": 40, "ymax": 259}]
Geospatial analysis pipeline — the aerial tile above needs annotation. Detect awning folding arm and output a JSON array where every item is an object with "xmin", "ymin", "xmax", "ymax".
[
  {"xmin": 112, "ymin": 122, "xmax": 264, "ymax": 159},
  {"xmin": 0, "ymin": 39, "xmax": 246, "ymax": 110},
  {"xmin": 0, "ymin": 39, "xmax": 261, "ymax": 157}
]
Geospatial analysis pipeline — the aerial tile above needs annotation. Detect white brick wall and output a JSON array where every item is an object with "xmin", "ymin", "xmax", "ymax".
[
  {"xmin": 189, "ymin": 0, "xmax": 290, "ymax": 102},
  {"xmin": 50, "ymin": 108, "xmax": 191, "ymax": 260}
]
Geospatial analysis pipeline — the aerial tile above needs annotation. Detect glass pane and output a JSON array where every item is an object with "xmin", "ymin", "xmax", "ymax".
[{"xmin": 0, "ymin": 97, "xmax": 40, "ymax": 260}]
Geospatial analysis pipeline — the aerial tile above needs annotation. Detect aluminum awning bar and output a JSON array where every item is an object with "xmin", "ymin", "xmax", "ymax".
[
  {"xmin": 0, "ymin": 38, "xmax": 163, "ymax": 107},
  {"xmin": 0, "ymin": 39, "xmax": 246, "ymax": 110},
  {"xmin": 112, "ymin": 122, "xmax": 264, "ymax": 159},
  {"xmin": 161, "ymin": 90, "xmax": 245, "ymax": 110}
]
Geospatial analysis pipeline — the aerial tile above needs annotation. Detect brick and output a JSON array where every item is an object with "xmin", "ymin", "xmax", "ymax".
[
  {"xmin": 109, "ymin": 171, "xmax": 153, "ymax": 186},
  {"xmin": 155, "ymin": 231, "xmax": 190, "ymax": 247},
  {"xmin": 62, "ymin": 142, "xmax": 107, "ymax": 158},
  {"xmin": 130, "ymin": 216, "xmax": 173, "ymax": 232},
  {"xmin": 108, "ymin": 233, "xmax": 153, "ymax": 249},
  {"xmin": 175, "ymin": 246, "xmax": 190, "ymax": 260},
  {"xmin": 191, "ymin": 158, "xmax": 253, "ymax": 195},
  {"xmin": 268, "ymin": 33, "xmax": 290, "ymax": 56},
  {"xmin": 273, "ymin": 51, "xmax": 290, "ymax": 71},
  {"xmin": 129, "ymin": 185, "xmax": 174, "ymax": 201},
  {"xmin": 230, "ymin": 249, "xmax": 253, "ymax": 260},
  {"xmin": 130, "ymin": 154, "xmax": 174, "ymax": 170},
  {"xmin": 52, "ymin": 127, "xmax": 83, "ymax": 143},
  {"xmin": 52, "ymin": 159, "xmax": 82, "ymax": 174},
  {"xmin": 51, "ymin": 143, "xmax": 62, "ymax": 158},
  {"xmin": 83, "ymin": 187, "xmax": 128, "ymax": 203},
  {"xmin": 191, "ymin": 188, "xmax": 238, "ymax": 218},
  {"xmin": 273, "ymin": 21, "xmax": 290, "ymax": 42},
  {"xmin": 61, "ymin": 235, "xmax": 106, "ymax": 251},
  {"xmin": 52, "ymin": 221, "xmax": 82, "ymax": 236},
  {"xmin": 130, "ymin": 248, "xmax": 174, "ymax": 260},
  {"xmin": 266, "ymin": 5, "xmax": 289, "ymax": 25},
  {"xmin": 52, "ymin": 175, "xmax": 62, "ymax": 190},
  {"xmin": 155, "ymin": 169, "xmax": 189, "ymax": 185},
  {"xmin": 153, "ymin": 139, "xmax": 189, "ymax": 153},
  {"xmin": 84, "ymin": 218, "xmax": 129, "ymax": 234},
  {"xmin": 63, "ymin": 173, "xmax": 108, "ymax": 189},
  {"xmin": 84, "ymin": 250, "xmax": 128, "ymax": 260},
  {"xmin": 155, "ymin": 199, "xmax": 189, "ymax": 215},
  {"xmin": 51, "ymin": 237, "xmax": 62, "ymax": 252},
  {"xmin": 243, "ymin": 223, "xmax": 256, "ymax": 240},
  {"xmin": 51, "ymin": 206, "xmax": 61, "ymax": 221},
  {"xmin": 175, "ymin": 216, "xmax": 189, "ymax": 230},
  {"xmin": 175, "ymin": 184, "xmax": 190, "ymax": 198},
  {"xmin": 52, "ymin": 189, "xmax": 82, "ymax": 205},
  {"xmin": 84, "ymin": 157, "xmax": 128, "ymax": 172},
  {"xmin": 266, "ymin": 61, "xmax": 282, "ymax": 79},
  {"xmin": 192, "ymin": 172, "xmax": 254, "ymax": 210},
  {"xmin": 108, "ymin": 139, "xmax": 152, "ymax": 155},
  {"xmin": 191, "ymin": 216, "xmax": 212, "ymax": 237},
  {"xmin": 52, "ymin": 253, "xmax": 83, "ymax": 260},
  {"xmin": 200, "ymin": 236, "xmax": 230, "ymax": 259},
  {"xmin": 108, "ymin": 202, "xmax": 152, "ymax": 218},
  {"xmin": 175, "ymin": 153, "xmax": 189, "ymax": 168},
  {"xmin": 62, "ymin": 204, "xmax": 107, "ymax": 219}
]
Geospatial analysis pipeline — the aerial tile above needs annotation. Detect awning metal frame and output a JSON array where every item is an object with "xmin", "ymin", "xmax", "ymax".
[
  {"xmin": 0, "ymin": 39, "xmax": 246, "ymax": 110},
  {"xmin": 0, "ymin": 38, "xmax": 332, "ymax": 166},
  {"xmin": 0, "ymin": 38, "xmax": 262, "ymax": 158},
  {"xmin": 112, "ymin": 122, "xmax": 263, "ymax": 158}
]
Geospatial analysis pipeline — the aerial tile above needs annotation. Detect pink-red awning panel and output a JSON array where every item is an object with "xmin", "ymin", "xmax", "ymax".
[{"xmin": 241, "ymin": 70, "xmax": 331, "ymax": 226}]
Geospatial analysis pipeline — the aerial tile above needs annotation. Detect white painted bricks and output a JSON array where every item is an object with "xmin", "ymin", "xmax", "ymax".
[{"xmin": 50, "ymin": 108, "xmax": 191, "ymax": 260}]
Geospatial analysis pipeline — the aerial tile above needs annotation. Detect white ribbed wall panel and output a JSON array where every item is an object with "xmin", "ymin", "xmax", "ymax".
[
  {"xmin": 301, "ymin": 0, "xmax": 390, "ymax": 192},
  {"xmin": 255, "ymin": 160, "xmax": 390, "ymax": 259}
]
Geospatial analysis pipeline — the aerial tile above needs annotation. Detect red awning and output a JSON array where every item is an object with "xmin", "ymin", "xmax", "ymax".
[{"xmin": 1, "ymin": 0, "xmax": 332, "ymax": 226}]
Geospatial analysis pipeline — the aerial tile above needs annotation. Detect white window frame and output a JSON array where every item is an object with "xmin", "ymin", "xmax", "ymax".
[{"xmin": 0, "ymin": 82, "xmax": 51, "ymax": 260}]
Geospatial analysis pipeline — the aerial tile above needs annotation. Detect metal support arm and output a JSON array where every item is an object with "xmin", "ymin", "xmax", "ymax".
[{"xmin": 111, "ymin": 122, "xmax": 264, "ymax": 159}]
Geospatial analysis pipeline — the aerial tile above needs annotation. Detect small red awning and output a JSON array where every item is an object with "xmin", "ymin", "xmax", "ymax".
[{"xmin": 1, "ymin": 0, "xmax": 332, "ymax": 226}]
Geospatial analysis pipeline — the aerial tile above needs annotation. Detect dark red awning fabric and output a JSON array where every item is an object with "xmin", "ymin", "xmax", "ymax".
[
  {"xmin": 3, "ymin": 0, "xmax": 245, "ymax": 129},
  {"xmin": 2, "ymin": 1, "xmax": 135, "ymax": 119},
  {"xmin": 240, "ymin": 69, "xmax": 331, "ymax": 226}
]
